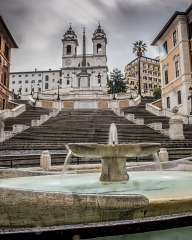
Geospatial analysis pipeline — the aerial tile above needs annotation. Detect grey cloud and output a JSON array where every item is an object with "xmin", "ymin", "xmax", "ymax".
[{"xmin": 0, "ymin": 0, "xmax": 191, "ymax": 72}]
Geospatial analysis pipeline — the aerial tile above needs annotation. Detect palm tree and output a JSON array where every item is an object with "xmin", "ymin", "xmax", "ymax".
[{"xmin": 133, "ymin": 40, "xmax": 147, "ymax": 96}]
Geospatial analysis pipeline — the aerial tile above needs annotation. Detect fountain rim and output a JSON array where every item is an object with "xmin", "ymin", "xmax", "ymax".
[{"xmin": 67, "ymin": 142, "xmax": 161, "ymax": 147}]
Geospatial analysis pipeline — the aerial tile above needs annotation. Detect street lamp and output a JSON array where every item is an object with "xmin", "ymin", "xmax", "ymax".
[
  {"xmin": 112, "ymin": 80, "xmax": 116, "ymax": 100},
  {"xmin": 31, "ymin": 84, "xmax": 34, "ymax": 96},
  {"xmin": 57, "ymin": 83, "xmax": 60, "ymax": 101},
  {"xmin": 36, "ymin": 83, "xmax": 40, "ymax": 100},
  {"xmin": 188, "ymin": 86, "xmax": 192, "ymax": 115}
]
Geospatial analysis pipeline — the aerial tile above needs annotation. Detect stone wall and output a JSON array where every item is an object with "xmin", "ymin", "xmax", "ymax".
[
  {"xmin": 119, "ymin": 100, "xmax": 129, "ymax": 108},
  {"xmin": 41, "ymin": 100, "xmax": 53, "ymax": 109},
  {"xmin": 0, "ymin": 189, "xmax": 148, "ymax": 227},
  {"xmin": 97, "ymin": 100, "xmax": 108, "ymax": 109},
  {"xmin": 63, "ymin": 101, "xmax": 74, "ymax": 109}
]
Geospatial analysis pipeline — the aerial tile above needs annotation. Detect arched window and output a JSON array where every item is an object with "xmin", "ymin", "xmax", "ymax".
[
  {"xmin": 66, "ymin": 45, "xmax": 72, "ymax": 55},
  {"xmin": 97, "ymin": 43, "xmax": 102, "ymax": 53}
]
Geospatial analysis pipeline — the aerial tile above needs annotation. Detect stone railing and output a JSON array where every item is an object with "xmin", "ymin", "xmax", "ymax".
[
  {"xmin": 0, "ymin": 108, "xmax": 60, "ymax": 143},
  {"xmin": 31, "ymin": 109, "xmax": 59, "ymax": 127},
  {"xmin": 0, "ymin": 103, "xmax": 26, "ymax": 120},
  {"xmin": 162, "ymin": 109, "xmax": 192, "ymax": 125},
  {"xmin": 130, "ymin": 95, "xmax": 141, "ymax": 106},
  {"xmin": 124, "ymin": 113, "xmax": 144, "ymax": 125},
  {"xmin": 0, "ymin": 124, "xmax": 30, "ymax": 143},
  {"xmin": 146, "ymin": 99, "xmax": 192, "ymax": 125},
  {"xmin": 146, "ymin": 102, "xmax": 163, "ymax": 117}
]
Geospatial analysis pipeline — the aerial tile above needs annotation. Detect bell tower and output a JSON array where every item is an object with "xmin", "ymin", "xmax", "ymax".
[
  {"xmin": 92, "ymin": 24, "xmax": 107, "ymax": 56},
  {"xmin": 62, "ymin": 25, "xmax": 78, "ymax": 62}
]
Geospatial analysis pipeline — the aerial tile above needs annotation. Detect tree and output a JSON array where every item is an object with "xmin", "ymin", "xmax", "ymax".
[
  {"xmin": 107, "ymin": 69, "xmax": 127, "ymax": 95},
  {"xmin": 153, "ymin": 87, "xmax": 162, "ymax": 99},
  {"xmin": 132, "ymin": 40, "xmax": 147, "ymax": 96}
]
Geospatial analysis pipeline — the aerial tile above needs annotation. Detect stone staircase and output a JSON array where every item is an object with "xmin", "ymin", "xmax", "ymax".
[
  {"xmin": 4, "ymin": 100, "xmax": 51, "ymax": 131},
  {"xmin": 0, "ymin": 106, "xmax": 192, "ymax": 167},
  {"xmin": 123, "ymin": 101, "xmax": 169, "ymax": 129}
]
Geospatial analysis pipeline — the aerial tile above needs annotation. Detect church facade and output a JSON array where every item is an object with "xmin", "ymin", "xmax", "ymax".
[{"xmin": 9, "ymin": 24, "xmax": 108, "ymax": 97}]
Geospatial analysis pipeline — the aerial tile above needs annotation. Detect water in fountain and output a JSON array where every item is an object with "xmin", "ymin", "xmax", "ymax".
[
  {"xmin": 153, "ymin": 152, "xmax": 162, "ymax": 171},
  {"xmin": 108, "ymin": 123, "xmax": 118, "ymax": 144},
  {"xmin": 63, "ymin": 149, "xmax": 72, "ymax": 172}
]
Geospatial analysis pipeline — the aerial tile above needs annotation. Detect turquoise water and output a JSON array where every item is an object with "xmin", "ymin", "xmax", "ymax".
[
  {"xmin": 0, "ymin": 171, "xmax": 192, "ymax": 199},
  {"xmin": 88, "ymin": 226, "xmax": 192, "ymax": 240}
]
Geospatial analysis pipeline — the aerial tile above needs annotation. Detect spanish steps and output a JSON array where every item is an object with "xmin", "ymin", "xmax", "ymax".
[
  {"xmin": 0, "ymin": 99, "xmax": 192, "ymax": 167},
  {"xmin": 4, "ymin": 100, "xmax": 51, "ymax": 131}
]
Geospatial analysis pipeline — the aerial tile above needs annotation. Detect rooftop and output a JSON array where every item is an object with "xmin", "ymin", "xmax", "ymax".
[
  {"xmin": 151, "ymin": 3, "xmax": 192, "ymax": 46},
  {"xmin": 0, "ymin": 16, "xmax": 18, "ymax": 48}
]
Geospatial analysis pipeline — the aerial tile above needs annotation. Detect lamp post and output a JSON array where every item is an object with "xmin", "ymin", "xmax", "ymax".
[
  {"xmin": 188, "ymin": 86, "xmax": 192, "ymax": 115},
  {"xmin": 112, "ymin": 80, "xmax": 116, "ymax": 100},
  {"xmin": 31, "ymin": 84, "xmax": 34, "ymax": 96},
  {"xmin": 36, "ymin": 83, "xmax": 40, "ymax": 100},
  {"xmin": 57, "ymin": 84, "xmax": 60, "ymax": 101},
  {"xmin": 18, "ymin": 86, "xmax": 22, "ymax": 96}
]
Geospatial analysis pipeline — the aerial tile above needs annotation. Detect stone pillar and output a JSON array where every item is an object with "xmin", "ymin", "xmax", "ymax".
[
  {"xmin": 159, "ymin": 148, "xmax": 169, "ymax": 162},
  {"xmin": 100, "ymin": 157, "xmax": 129, "ymax": 182},
  {"xmin": 169, "ymin": 115, "xmax": 184, "ymax": 140},
  {"xmin": 40, "ymin": 150, "xmax": 51, "ymax": 171}
]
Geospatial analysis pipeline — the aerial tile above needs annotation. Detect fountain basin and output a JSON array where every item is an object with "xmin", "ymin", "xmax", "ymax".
[
  {"xmin": 0, "ymin": 171, "xmax": 192, "ymax": 227},
  {"xmin": 67, "ymin": 143, "xmax": 160, "ymax": 181}
]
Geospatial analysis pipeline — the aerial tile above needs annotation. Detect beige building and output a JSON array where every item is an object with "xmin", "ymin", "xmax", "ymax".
[
  {"xmin": 0, "ymin": 16, "xmax": 18, "ymax": 110},
  {"xmin": 125, "ymin": 56, "xmax": 161, "ymax": 97},
  {"xmin": 152, "ymin": 4, "xmax": 192, "ymax": 115}
]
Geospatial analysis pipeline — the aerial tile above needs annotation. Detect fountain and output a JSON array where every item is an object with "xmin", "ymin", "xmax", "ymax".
[
  {"xmin": 0, "ymin": 123, "xmax": 192, "ymax": 238},
  {"xmin": 67, "ymin": 123, "xmax": 161, "ymax": 181}
]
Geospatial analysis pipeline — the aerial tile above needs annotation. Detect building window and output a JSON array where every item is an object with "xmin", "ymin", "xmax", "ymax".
[
  {"xmin": 45, "ymin": 82, "xmax": 49, "ymax": 89},
  {"xmin": 175, "ymin": 60, "xmax": 180, "ymax": 78},
  {"xmin": 12, "ymin": 75, "xmax": 15, "ymax": 78},
  {"xmin": 177, "ymin": 90, "xmax": 182, "ymax": 105},
  {"xmin": 32, "ymin": 74, "xmax": 35, "ymax": 76},
  {"xmin": 38, "ymin": 80, "xmax": 42, "ymax": 83},
  {"xmin": 12, "ymin": 81, "xmax": 15, "ymax": 84},
  {"xmin": 66, "ymin": 45, "xmax": 72, "ymax": 55},
  {"xmin": 3, "ymin": 72, "xmax": 7, "ymax": 86},
  {"xmin": 67, "ymin": 79, "xmax": 70, "ymax": 85},
  {"xmin": 45, "ymin": 75, "xmax": 49, "ymax": 81},
  {"xmin": 52, "ymin": 79, "xmax": 55, "ymax": 82},
  {"xmin": 97, "ymin": 43, "xmax": 102, "ymax": 53},
  {"xmin": 19, "ymin": 81, "xmax": 22, "ymax": 84},
  {"xmin": 163, "ymin": 41, "xmax": 168, "ymax": 54},
  {"xmin": 173, "ymin": 30, "xmax": 177, "ymax": 46},
  {"xmin": 164, "ymin": 69, "xmax": 168, "ymax": 85},
  {"xmin": 25, "ymin": 88, "xmax": 28, "ymax": 92},
  {"xmin": 31, "ymin": 80, "xmax": 35, "ymax": 83},
  {"xmin": 19, "ymin": 75, "xmax": 22, "ymax": 77},
  {"xmin": 25, "ymin": 80, "xmax": 28, "ymax": 84},
  {"xmin": 97, "ymin": 73, "xmax": 101, "ymax": 84},
  {"xmin": 167, "ymin": 97, "xmax": 170, "ymax": 109},
  {"xmin": 38, "ymin": 74, "xmax": 41, "ymax": 76},
  {"xmin": 25, "ymin": 74, "xmax": 28, "ymax": 77}
]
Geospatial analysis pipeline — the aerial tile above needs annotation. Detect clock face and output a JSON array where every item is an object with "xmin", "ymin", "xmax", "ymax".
[{"xmin": 65, "ymin": 59, "xmax": 72, "ymax": 66}]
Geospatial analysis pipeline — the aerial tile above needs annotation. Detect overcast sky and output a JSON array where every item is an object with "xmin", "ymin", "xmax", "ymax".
[{"xmin": 0, "ymin": 0, "xmax": 191, "ymax": 73}]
